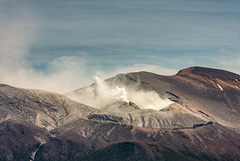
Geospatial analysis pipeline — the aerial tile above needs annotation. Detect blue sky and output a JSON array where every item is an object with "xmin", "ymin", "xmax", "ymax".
[{"xmin": 0, "ymin": 0, "xmax": 240, "ymax": 92}]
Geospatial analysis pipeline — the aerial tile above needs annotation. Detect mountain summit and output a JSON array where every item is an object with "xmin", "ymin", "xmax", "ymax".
[{"xmin": 0, "ymin": 67, "xmax": 240, "ymax": 161}]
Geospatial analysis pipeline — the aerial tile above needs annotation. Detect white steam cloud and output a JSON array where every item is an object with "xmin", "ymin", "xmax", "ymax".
[
  {"xmin": 128, "ymin": 90, "xmax": 173, "ymax": 110},
  {"xmin": 93, "ymin": 76, "xmax": 129, "ymax": 107},
  {"xmin": 67, "ymin": 76, "xmax": 173, "ymax": 110}
]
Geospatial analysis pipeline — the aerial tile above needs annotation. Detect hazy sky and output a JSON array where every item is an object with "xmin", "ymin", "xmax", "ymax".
[{"xmin": 0, "ymin": 0, "xmax": 240, "ymax": 93}]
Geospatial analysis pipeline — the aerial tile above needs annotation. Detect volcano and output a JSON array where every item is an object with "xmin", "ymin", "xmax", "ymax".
[{"xmin": 0, "ymin": 66, "xmax": 240, "ymax": 161}]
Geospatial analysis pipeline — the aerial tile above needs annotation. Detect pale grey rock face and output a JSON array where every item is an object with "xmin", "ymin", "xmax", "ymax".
[{"xmin": 0, "ymin": 66, "xmax": 240, "ymax": 161}]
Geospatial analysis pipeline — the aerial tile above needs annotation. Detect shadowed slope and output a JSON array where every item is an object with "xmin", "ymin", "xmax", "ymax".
[{"xmin": 78, "ymin": 141, "xmax": 197, "ymax": 161}]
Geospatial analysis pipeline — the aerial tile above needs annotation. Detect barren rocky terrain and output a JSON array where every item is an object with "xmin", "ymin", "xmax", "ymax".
[{"xmin": 0, "ymin": 66, "xmax": 240, "ymax": 161}]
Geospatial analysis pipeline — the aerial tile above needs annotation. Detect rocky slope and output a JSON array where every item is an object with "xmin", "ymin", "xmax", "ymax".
[
  {"xmin": 0, "ymin": 67, "xmax": 240, "ymax": 161},
  {"xmin": 104, "ymin": 66, "xmax": 240, "ymax": 130}
]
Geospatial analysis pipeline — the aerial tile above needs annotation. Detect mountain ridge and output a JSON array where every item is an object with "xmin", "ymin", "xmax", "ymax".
[
  {"xmin": 177, "ymin": 66, "xmax": 240, "ymax": 80},
  {"xmin": 0, "ymin": 66, "xmax": 240, "ymax": 161}
]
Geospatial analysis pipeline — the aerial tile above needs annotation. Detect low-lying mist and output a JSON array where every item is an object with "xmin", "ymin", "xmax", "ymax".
[{"xmin": 67, "ymin": 76, "xmax": 173, "ymax": 111}]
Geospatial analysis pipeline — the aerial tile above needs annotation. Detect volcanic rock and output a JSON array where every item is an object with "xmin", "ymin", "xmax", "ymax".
[{"xmin": 0, "ymin": 66, "xmax": 240, "ymax": 161}]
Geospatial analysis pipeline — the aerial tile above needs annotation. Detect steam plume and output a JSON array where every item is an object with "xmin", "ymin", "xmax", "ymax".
[{"xmin": 67, "ymin": 76, "xmax": 173, "ymax": 110}]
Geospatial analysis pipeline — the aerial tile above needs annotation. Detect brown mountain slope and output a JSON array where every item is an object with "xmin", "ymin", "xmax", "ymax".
[
  {"xmin": 0, "ymin": 66, "xmax": 240, "ymax": 161},
  {"xmin": 95, "ymin": 66, "xmax": 240, "ymax": 130},
  {"xmin": 78, "ymin": 141, "xmax": 197, "ymax": 161}
]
